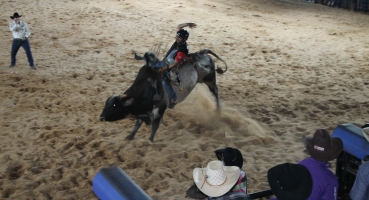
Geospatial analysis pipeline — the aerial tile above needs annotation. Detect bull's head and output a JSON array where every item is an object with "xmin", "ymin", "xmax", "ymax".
[
  {"xmin": 143, "ymin": 52, "xmax": 160, "ymax": 67},
  {"xmin": 99, "ymin": 94, "xmax": 134, "ymax": 121}
]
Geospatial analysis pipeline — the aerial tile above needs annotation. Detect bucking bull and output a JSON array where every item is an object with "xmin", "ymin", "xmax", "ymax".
[{"xmin": 99, "ymin": 49, "xmax": 227, "ymax": 142}]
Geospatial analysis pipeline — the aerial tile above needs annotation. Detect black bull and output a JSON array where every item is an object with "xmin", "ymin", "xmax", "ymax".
[{"xmin": 99, "ymin": 49, "xmax": 228, "ymax": 142}]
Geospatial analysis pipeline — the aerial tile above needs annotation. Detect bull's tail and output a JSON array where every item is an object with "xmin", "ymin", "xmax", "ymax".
[{"xmin": 199, "ymin": 49, "xmax": 228, "ymax": 74}]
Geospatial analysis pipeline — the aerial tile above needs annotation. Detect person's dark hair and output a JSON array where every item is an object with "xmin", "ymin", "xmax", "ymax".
[{"xmin": 177, "ymin": 29, "xmax": 189, "ymax": 40}]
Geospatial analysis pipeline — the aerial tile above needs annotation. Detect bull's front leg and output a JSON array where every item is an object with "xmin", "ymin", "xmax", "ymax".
[
  {"xmin": 149, "ymin": 104, "xmax": 167, "ymax": 142},
  {"xmin": 125, "ymin": 119, "xmax": 143, "ymax": 140}
]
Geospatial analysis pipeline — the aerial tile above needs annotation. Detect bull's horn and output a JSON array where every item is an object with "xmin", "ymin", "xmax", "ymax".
[
  {"xmin": 133, "ymin": 50, "xmax": 144, "ymax": 60},
  {"xmin": 118, "ymin": 94, "xmax": 127, "ymax": 100}
]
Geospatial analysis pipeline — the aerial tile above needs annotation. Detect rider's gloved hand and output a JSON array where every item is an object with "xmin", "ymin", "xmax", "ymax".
[
  {"xmin": 149, "ymin": 61, "xmax": 166, "ymax": 69},
  {"xmin": 149, "ymin": 61, "xmax": 168, "ymax": 72},
  {"xmin": 166, "ymin": 58, "xmax": 175, "ymax": 65}
]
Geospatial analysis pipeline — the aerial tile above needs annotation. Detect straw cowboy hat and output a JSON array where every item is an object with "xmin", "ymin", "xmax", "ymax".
[
  {"xmin": 215, "ymin": 147, "xmax": 244, "ymax": 169},
  {"xmin": 302, "ymin": 129, "xmax": 343, "ymax": 162},
  {"xmin": 10, "ymin": 12, "xmax": 22, "ymax": 19},
  {"xmin": 268, "ymin": 163, "xmax": 313, "ymax": 200},
  {"xmin": 186, "ymin": 148, "xmax": 244, "ymax": 199},
  {"xmin": 193, "ymin": 160, "xmax": 240, "ymax": 197}
]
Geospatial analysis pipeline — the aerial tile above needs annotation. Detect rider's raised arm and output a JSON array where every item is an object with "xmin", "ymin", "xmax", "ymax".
[{"xmin": 177, "ymin": 23, "xmax": 197, "ymax": 31}]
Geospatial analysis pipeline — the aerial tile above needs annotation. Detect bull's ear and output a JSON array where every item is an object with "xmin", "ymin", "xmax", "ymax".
[{"xmin": 123, "ymin": 98, "xmax": 134, "ymax": 106}]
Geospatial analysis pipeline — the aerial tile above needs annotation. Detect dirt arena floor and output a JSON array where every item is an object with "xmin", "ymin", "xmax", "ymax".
[{"xmin": 0, "ymin": 0, "xmax": 369, "ymax": 199}]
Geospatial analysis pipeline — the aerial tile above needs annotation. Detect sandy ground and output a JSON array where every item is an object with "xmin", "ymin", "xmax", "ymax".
[{"xmin": 1, "ymin": 0, "xmax": 369, "ymax": 199}]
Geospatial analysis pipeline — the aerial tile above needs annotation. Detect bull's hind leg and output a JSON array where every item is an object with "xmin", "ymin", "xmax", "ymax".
[
  {"xmin": 204, "ymin": 80, "xmax": 220, "ymax": 110},
  {"xmin": 125, "ymin": 119, "xmax": 143, "ymax": 140}
]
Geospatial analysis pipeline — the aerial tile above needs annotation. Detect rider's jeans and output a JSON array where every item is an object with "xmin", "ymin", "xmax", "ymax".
[{"xmin": 162, "ymin": 79, "xmax": 176, "ymax": 102}]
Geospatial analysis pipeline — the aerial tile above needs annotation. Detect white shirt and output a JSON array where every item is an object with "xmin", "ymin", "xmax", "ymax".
[{"xmin": 9, "ymin": 20, "xmax": 31, "ymax": 39}]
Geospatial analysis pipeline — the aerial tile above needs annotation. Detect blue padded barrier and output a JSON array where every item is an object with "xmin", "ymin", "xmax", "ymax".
[
  {"xmin": 332, "ymin": 123, "xmax": 369, "ymax": 160},
  {"xmin": 92, "ymin": 166, "xmax": 152, "ymax": 200}
]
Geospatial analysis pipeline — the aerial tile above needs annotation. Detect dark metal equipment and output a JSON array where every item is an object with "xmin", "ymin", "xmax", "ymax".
[
  {"xmin": 249, "ymin": 190, "xmax": 273, "ymax": 200},
  {"xmin": 333, "ymin": 124, "xmax": 369, "ymax": 199},
  {"xmin": 336, "ymin": 152, "xmax": 360, "ymax": 199}
]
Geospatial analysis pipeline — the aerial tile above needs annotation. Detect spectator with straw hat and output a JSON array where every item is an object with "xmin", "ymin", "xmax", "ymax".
[
  {"xmin": 190, "ymin": 160, "xmax": 250, "ymax": 200},
  {"xmin": 186, "ymin": 147, "xmax": 249, "ymax": 200}
]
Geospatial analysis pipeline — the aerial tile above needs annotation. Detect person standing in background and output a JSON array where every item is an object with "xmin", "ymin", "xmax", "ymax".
[{"xmin": 9, "ymin": 12, "xmax": 36, "ymax": 70}]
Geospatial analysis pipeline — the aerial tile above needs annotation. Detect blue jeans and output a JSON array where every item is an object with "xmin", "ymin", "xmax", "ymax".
[
  {"xmin": 162, "ymin": 79, "xmax": 176, "ymax": 102},
  {"xmin": 11, "ymin": 38, "xmax": 34, "ymax": 66},
  {"xmin": 150, "ymin": 61, "xmax": 176, "ymax": 102}
]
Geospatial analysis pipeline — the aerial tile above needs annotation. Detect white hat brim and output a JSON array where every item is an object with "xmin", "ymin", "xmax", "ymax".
[{"xmin": 193, "ymin": 166, "xmax": 240, "ymax": 197}]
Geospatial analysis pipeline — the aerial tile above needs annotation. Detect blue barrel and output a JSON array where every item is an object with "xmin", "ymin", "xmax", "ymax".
[
  {"xmin": 332, "ymin": 123, "xmax": 369, "ymax": 160},
  {"xmin": 92, "ymin": 166, "xmax": 152, "ymax": 200}
]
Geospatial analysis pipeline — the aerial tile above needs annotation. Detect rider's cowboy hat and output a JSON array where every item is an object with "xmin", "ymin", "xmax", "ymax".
[
  {"xmin": 10, "ymin": 12, "xmax": 22, "ymax": 19},
  {"xmin": 215, "ymin": 147, "xmax": 244, "ymax": 169},
  {"xmin": 193, "ymin": 160, "xmax": 240, "ymax": 197},
  {"xmin": 268, "ymin": 163, "xmax": 313, "ymax": 200},
  {"xmin": 302, "ymin": 129, "xmax": 343, "ymax": 162}
]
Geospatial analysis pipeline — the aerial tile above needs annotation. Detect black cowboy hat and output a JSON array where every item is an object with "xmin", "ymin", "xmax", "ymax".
[
  {"xmin": 303, "ymin": 129, "xmax": 343, "ymax": 162},
  {"xmin": 10, "ymin": 12, "xmax": 22, "ymax": 19},
  {"xmin": 215, "ymin": 147, "xmax": 244, "ymax": 169},
  {"xmin": 268, "ymin": 163, "xmax": 313, "ymax": 200}
]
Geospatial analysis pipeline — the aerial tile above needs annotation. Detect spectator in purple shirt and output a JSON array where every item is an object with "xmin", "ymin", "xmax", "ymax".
[{"xmin": 299, "ymin": 129, "xmax": 343, "ymax": 200}]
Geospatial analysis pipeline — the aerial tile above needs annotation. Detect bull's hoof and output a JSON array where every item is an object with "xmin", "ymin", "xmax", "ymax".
[
  {"xmin": 125, "ymin": 135, "xmax": 134, "ymax": 141},
  {"xmin": 149, "ymin": 137, "xmax": 154, "ymax": 142}
]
